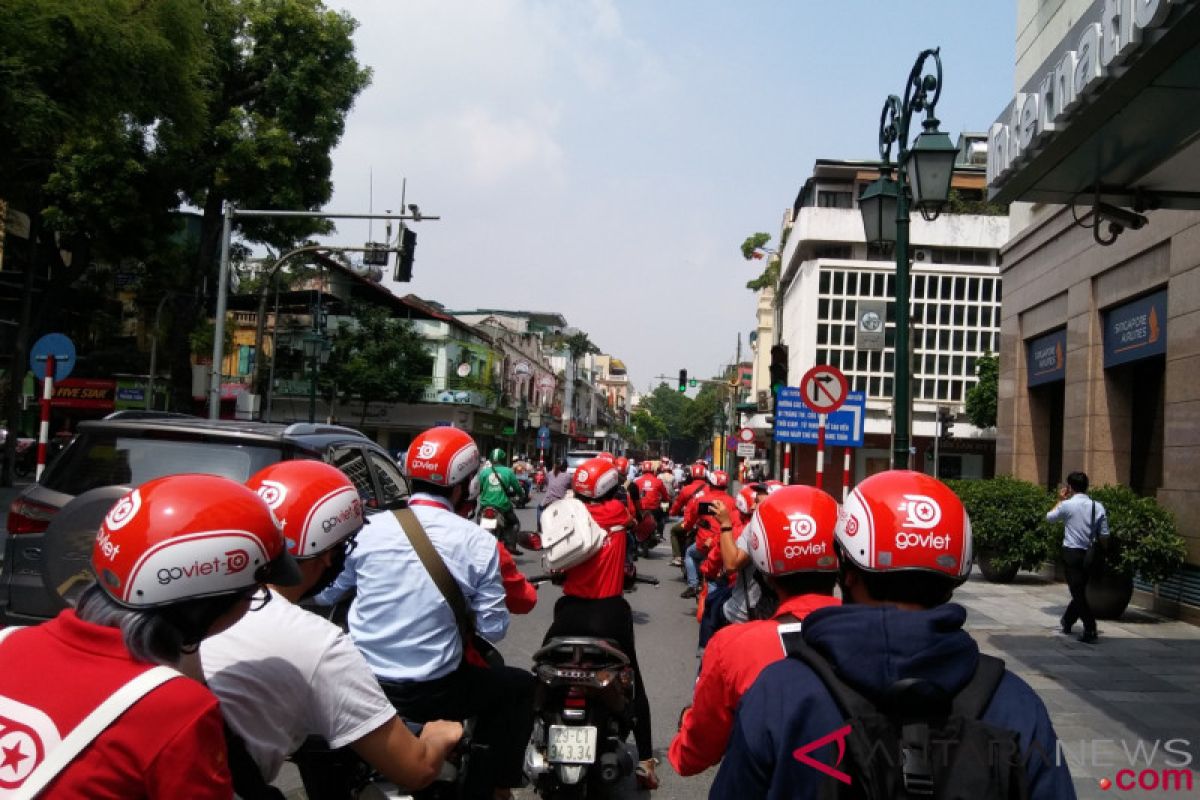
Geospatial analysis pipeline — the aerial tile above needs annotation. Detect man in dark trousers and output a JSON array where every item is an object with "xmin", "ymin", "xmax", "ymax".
[{"xmin": 1046, "ymin": 471, "xmax": 1110, "ymax": 644}]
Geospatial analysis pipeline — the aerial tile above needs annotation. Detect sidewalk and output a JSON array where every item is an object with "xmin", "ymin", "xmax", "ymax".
[{"xmin": 956, "ymin": 573, "xmax": 1200, "ymax": 799}]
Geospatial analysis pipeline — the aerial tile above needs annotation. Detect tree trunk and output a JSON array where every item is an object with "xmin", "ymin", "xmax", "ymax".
[{"xmin": 1, "ymin": 218, "xmax": 40, "ymax": 487}]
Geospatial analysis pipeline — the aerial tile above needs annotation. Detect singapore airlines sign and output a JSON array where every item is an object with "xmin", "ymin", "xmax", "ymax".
[{"xmin": 987, "ymin": 0, "xmax": 1185, "ymax": 191}]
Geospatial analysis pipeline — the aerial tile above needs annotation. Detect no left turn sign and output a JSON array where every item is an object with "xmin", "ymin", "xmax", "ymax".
[{"xmin": 799, "ymin": 365, "xmax": 849, "ymax": 414}]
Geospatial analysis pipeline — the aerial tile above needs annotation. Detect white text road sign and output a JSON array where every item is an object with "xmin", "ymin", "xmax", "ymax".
[
  {"xmin": 737, "ymin": 442, "xmax": 756, "ymax": 457},
  {"xmin": 737, "ymin": 427, "xmax": 755, "ymax": 443},
  {"xmin": 799, "ymin": 365, "xmax": 849, "ymax": 414},
  {"xmin": 774, "ymin": 390, "xmax": 865, "ymax": 447}
]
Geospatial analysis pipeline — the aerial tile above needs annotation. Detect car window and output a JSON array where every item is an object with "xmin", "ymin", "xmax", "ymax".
[
  {"xmin": 329, "ymin": 446, "xmax": 379, "ymax": 510},
  {"xmin": 366, "ymin": 450, "xmax": 409, "ymax": 508},
  {"xmin": 41, "ymin": 433, "xmax": 284, "ymax": 494},
  {"xmin": 566, "ymin": 451, "xmax": 601, "ymax": 468}
]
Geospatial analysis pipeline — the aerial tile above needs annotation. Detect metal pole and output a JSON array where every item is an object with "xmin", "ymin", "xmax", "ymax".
[
  {"xmin": 209, "ymin": 202, "xmax": 234, "ymax": 419},
  {"xmin": 147, "ymin": 294, "xmax": 169, "ymax": 411},
  {"xmin": 815, "ymin": 414, "xmax": 826, "ymax": 491},
  {"xmin": 893, "ymin": 158, "xmax": 912, "ymax": 469},
  {"xmin": 933, "ymin": 408, "xmax": 941, "ymax": 477},
  {"xmin": 265, "ymin": 275, "xmax": 281, "ymax": 422},
  {"xmin": 36, "ymin": 356, "xmax": 54, "ymax": 481}
]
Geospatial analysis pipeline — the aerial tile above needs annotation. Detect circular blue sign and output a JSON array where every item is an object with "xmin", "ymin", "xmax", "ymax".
[{"xmin": 29, "ymin": 333, "xmax": 76, "ymax": 382}]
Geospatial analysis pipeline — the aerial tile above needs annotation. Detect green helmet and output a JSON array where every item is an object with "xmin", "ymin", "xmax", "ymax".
[{"xmin": 489, "ymin": 448, "xmax": 506, "ymax": 464}]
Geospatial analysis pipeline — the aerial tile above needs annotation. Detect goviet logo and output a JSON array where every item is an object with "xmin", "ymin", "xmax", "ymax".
[
  {"xmin": 156, "ymin": 548, "xmax": 251, "ymax": 585},
  {"xmin": 104, "ymin": 489, "xmax": 142, "ymax": 531},
  {"xmin": 786, "ymin": 513, "xmax": 817, "ymax": 543},
  {"xmin": 416, "ymin": 441, "xmax": 439, "ymax": 460},
  {"xmin": 898, "ymin": 494, "xmax": 942, "ymax": 529},
  {"xmin": 256, "ymin": 480, "xmax": 287, "ymax": 509},
  {"xmin": 0, "ymin": 716, "xmax": 43, "ymax": 789}
]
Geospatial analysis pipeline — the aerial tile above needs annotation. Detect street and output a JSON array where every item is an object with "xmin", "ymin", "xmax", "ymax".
[{"xmin": 264, "ymin": 497, "xmax": 1200, "ymax": 800}]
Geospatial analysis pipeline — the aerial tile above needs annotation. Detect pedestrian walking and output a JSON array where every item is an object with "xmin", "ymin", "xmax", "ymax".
[{"xmin": 1046, "ymin": 471, "xmax": 1110, "ymax": 644}]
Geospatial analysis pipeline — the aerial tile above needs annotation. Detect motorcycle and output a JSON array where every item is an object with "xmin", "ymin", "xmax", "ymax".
[
  {"xmin": 524, "ymin": 571, "xmax": 659, "ymax": 798},
  {"xmin": 13, "ymin": 438, "xmax": 37, "ymax": 478},
  {"xmin": 534, "ymin": 467, "xmax": 547, "ymax": 492}
]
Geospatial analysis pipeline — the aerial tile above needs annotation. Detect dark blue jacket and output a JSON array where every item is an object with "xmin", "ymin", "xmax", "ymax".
[{"xmin": 710, "ymin": 603, "xmax": 1075, "ymax": 799}]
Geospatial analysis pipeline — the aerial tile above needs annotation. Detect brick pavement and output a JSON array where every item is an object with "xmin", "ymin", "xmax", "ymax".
[{"xmin": 956, "ymin": 573, "xmax": 1200, "ymax": 799}]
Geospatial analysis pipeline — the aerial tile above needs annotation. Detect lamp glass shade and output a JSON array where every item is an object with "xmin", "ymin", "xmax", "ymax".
[
  {"xmin": 858, "ymin": 176, "xmax": 899, "ymax": 244},
  {"xmin": 302, "ymin": 331, "xmax": 321, "ymax": 359},
  {"xmin": 907, "ymin": 128, "xmax": 957, "ymax": 215}
]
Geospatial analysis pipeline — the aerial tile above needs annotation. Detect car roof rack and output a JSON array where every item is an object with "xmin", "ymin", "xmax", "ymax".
[{"xmin": 282, "ymin": 422, "xmax": 369, "ymax": 439}]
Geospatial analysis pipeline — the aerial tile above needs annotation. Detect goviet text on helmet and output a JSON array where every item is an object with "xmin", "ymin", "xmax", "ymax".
[
  {"xmin": 406, "ymin": 427, "xmax": 482, "ymax": 487},
  {"xmin": 91, "ymin": 474, "xmax": 300, "ymax": 609},
  {"xmin": 835, "ymin": 470, "xmax": 972, "ymax": 581},
  {"xmin": 744, "ymin": 486, "xmax": 839, "ymax": 576},
  {"xmin": 246, "ymin": 460, "xmax": 364, "ymax": 559}
]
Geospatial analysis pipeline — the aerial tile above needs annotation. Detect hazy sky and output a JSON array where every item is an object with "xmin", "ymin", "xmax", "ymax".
[{"xmin": 317, "ymin": 0, "xmax": 1015, "ymax": 393}]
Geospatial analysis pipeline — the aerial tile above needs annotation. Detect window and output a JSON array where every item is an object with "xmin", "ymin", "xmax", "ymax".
[
  {"xmin": 814, "ymin": 244, "xmax": 853, "ymax": 259},
  {"xmin": 818, "ymin": 299, "xmax": 829, "ymax": 318},
  {"xmin": 967, "ymin": 306, "xmax": 978, "ymax": 326},
  {"xmin": 819, "ymin": 271, "xmax": 831, "ymax": 293},
  {"xmin": 939, "ymin": 305, "xmax": 951, "ymax": 325},
  {"xmin": 833, "ymin": 271, "xmax": 844, "ymax": 295},
  {"xmin": 914, "ymin": 274, "xmax": 926, "ymax": 297},
  {"xmin": 331, "ymin": 447, "xmax": 378, "ymax": 510},
  {"xmin": 817, "ymin": 326, "xmax": 829, "ymax": 345},
  {"xmin": 368, "ymin": 451, "xmax": 409, "ymax": 508},
  {"xmin": 846, "ymin": 272, "xmax": 859, "ymax": 295},
  {"xmin": 969, "ymin": 278, "xmax": 980, "ymax": 301},
  {"xmin": 857, "ymin": 351, "xmax": 869, "ymax": 371},
  {"xmin": 818, "ymin": 191, "xmax": 853, "ymax": 208},
  {"xmin": 981, "ymin": 280, "xmax": 993, "ymax": 302},
  {"xmin": 866, "ymin": 243, "xmax": 892, "ymax": 262},
  {"xmin": 953, "ymin": 305, "xmax": 964, "ymax": 326}
]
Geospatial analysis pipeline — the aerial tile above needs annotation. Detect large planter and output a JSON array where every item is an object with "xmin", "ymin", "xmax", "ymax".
[
  {"xmin": 1087, "ymin": 567, "xmax": 1135, "ymax": 620},
  {"xmin": 977, "ymin": 550, "xmax": 1020, "ymax": 584}
]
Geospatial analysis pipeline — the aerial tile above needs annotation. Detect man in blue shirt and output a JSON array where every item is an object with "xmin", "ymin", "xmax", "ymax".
[
  {"xmin": 1046, "ymin": 471, "xmax": 1110, "ymax": 644},
  {"xmin": 317, "ymin": 426, "xmax": 534, "ymax": 799}
]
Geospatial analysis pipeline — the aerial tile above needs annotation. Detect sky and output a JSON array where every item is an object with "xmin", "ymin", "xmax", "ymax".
[{"xmin": 316, "ymin": 0, "xmax": 1016, "ymax": 394}]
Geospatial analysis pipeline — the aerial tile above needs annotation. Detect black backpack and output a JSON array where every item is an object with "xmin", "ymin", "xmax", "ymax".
[{"xmin": 780, "ymin": 633, "xmax": 1030, "ymax": 800}]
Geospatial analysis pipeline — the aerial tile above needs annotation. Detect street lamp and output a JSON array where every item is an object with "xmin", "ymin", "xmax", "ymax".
[{"xmin": 858, "ymin": 47, "xmax": 956, "ymax": 470}]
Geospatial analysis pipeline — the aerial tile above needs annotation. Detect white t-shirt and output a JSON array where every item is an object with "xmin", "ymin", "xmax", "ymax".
[
  {"xmin": 201, "ymin": 590, "xmax": 396, "ymax": 781},
  {"xmin": 723, "ymin": 528, "xmax": 763, "ymax": 624}
]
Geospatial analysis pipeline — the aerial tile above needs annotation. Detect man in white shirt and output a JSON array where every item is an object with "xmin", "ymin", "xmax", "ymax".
[
  {"xmin": 201, "ymin": 460, "xmax": 461, "ymax": 796},
  {"xmin": 317, "ymin": 426, "xmax": 535, "ymax": 800},
  {"xmin": 1046, "ymin": 471, "xmax": 1110, "ymax": 643}
]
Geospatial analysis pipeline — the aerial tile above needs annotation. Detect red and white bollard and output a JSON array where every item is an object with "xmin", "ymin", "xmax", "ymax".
[
  {"xmin": 814, "ymin": 414, "xmax": 827, "ymax": 491},
  {"xmin": 782, "ymin": 444, "xmax": 792, "ymax": 485},
  {"xmin": 36, "ymin": 355, "xmax": 55, "ymax": 481},
  {"xmin": 842, "ymin": 447, "xmax": 852, "ymax": 502}
]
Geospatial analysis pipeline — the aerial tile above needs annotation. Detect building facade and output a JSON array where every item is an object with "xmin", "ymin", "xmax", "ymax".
[
  {"xmin": 988, "ymin": 0, "xmax": 1200, "ymax": 616},
  {"xmin": 774, "ymin": 151, "xmax": 1009, "ymax": 484}
]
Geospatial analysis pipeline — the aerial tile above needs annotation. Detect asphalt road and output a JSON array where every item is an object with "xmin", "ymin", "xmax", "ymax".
[{"xmin": 503, "ymin": 502, "xmax": 718, "ymax": 800}]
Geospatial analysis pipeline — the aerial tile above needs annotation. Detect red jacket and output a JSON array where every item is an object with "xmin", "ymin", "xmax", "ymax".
[
  {"xmin": 0, "ymin": 611, "xmax": 233, "ymax": 798},
  {"xmin": 563, "ymin": 497, "xmax": 631, "ymax": 600},
  {"xmin": 667, "ymin": 593, "xmax": 842, "ymax": 776},
  {"xmin": 669, "ymin": 480, "xmax": 704, "ymax": 516},
  {"xmin": 634, "ymin": 473, "xmax": 666, "ymax": 510},
  {"xmin": 497, "ymin": 542, "xmax": 537, "ymax": 614}
]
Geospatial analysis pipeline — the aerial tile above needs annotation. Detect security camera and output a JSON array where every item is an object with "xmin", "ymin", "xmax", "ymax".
[
  {"xmin": 407, "ymin": 204, "xmax": 422, "ymax": 221},
  {"xmin": 1095, "ymin": 202, "xmax": 1147, "ymax": 231}
]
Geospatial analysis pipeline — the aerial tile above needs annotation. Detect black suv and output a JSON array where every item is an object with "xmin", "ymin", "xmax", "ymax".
[{"xmin": 0, "ymin": 416, "xmax": 409, "ymax": 625}]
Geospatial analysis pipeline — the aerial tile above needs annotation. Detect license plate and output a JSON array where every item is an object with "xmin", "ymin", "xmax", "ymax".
[
  {"xmin": 480, "ymin": 516, "xmax": 497, "ymax": 530},
  {"xmin": 547, "ymin": 725, "xmax": 597, "ymax": 764}
]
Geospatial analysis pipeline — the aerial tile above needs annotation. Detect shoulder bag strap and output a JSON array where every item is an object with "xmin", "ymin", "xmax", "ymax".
[
  {"xmin": 1091, "ymin": 499, "xmax": 1099, "ymax": 542},
  {"xmin": 13, "ymin": 665, "xmax": 182, "ymax": 800},
  {"xmin": 950, "ymin": 653, "xmax": 1007, "ymax": 720},
  {"xmin": 392, "ymin": 508, "xmax": 476, "ymax": 644}
]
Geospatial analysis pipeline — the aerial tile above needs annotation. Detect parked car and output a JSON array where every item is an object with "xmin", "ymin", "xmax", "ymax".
[{"xmin": 0, "ymin": 416, "xmax": 410, "ymax": 625}]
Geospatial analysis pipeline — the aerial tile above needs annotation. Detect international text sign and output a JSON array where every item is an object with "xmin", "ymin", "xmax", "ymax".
[
  {"xmin": 1026, "ymin": 328, "xmax": 1067, "ymax": 386},
  {"xmin": 1104, "ymin": 289, "xmax": 1167, "ymax": 368},
  {"xmin": 774, "ymin": 389, "xmax": 865, "ymax": 447}
]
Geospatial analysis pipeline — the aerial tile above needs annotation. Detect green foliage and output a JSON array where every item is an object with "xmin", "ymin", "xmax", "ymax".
[
  {"xmin": 965, "ymin": 353, "xmax": 998, "ymax": 429},
  {"xmin": 741, "ymin": 232, "xmax": 778, "ymax": 291},
  {"xmin": 324, "ymin": 305, "xmax": 434, "ymax": 425},
  {"xmin": 545, "ymin": 331, "xmax": 600, "ymax": 362},
  {"xmin": 189, "ymin": 317, "xmax": 235, "ymax": 358},
  {"xmin": 948, "ymin": 476, "xmax": 1057, "ymax": 572},
  {"xmin": 1087, "ymin": 485, "xmax": 1185, "ymax": 585},
  {"xmin": 629, "ymin": 408, "xmax": 668, "ymax": 451},
  {"xmin": 946, "ymin": 189, "xmax": 1008, "ymax": 217}
]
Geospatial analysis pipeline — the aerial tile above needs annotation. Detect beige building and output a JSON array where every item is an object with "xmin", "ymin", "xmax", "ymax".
[{"xmin": 990, "ymin": 0, "xmax": 1200, "ymax": 616}]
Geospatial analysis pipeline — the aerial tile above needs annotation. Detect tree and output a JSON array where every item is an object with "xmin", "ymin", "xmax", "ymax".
[
  {"xmin": 323, "ymin": 305, "xmax": 434, "ymax": 426},
  {"xmin": 965, "ymin": 353, "xmax": 998, "ymax": 428},
  {"xmin": 741, "ymin": 232, "xmax": 779, "ymax": 291},
  {"xmin": 629, "ymin": 408, "xmax": 668, "ymax": 452}
]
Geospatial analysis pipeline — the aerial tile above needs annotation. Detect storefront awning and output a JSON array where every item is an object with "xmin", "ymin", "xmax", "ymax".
[{"xmin": 988, "ymin": 2, "xmax": 1200, "ymax": 210}]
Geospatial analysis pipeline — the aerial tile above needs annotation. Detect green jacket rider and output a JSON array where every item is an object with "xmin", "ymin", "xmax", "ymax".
[{"xmin": 477, "ymin": 448, "xmax": 523, "ymax": 511}]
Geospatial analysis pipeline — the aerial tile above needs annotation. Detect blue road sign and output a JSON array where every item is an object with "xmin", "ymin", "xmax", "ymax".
[
  {"xmin": 537, "ymin": 425, "xmax": 551, "ymax": 448},
  {"xmin": 774, "ymin": 388, "xmax": 865, "ymax": 447},
  {"xmin": 29, "ymin": 333, "xmax": 77, "ymax": 382}
]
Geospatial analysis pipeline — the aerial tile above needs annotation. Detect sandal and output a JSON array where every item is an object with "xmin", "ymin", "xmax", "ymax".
[{"xmin": 636, "ymin": 757, "xmax": 661, "ymax": 790}]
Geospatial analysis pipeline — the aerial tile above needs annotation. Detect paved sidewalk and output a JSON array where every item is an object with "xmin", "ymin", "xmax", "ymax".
[{"xmin": 956, "ymin": 573, "xmax": 1200, "ymax": 799}]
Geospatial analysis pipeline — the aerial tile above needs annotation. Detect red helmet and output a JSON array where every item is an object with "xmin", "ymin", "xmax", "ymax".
[
  {"xmin": 614, "ymin": 456, "xmax": 630, "ymax": 473},
  {"xmin": 92, "ymin": 474, "xmax": 299, "ymax": 609},
  {"xmin": 707, "ymin": 470, "xmax": 729, "ymax": 488},
  {"xmin": 247, "ymin": 461, "xmax": 363, "ymax": 559},
  {"xmin": 765, "ymin": 480, "xmax": 785, "ymax": 493},
  {"xmin": 736, "ymin": 484, "xmax": 768, "ymax": 516},
  {"xmin": 837, "ymin": 470, "xmax": 972, "ymax": 581},
  {"xmin": 597, "ymin": 452, "xmax": 616, "ymax": 463},
  {"xmin": 572, "ymin": 457, "xmax": 621, "ymax": 499},
  {"xmin": 405, "ymin": 427, "xmax": 481, "ymax": 487},
  {"xmin": 689, "ymin": 463, "xmax": 708, "ymax": 480},
  {"xmin": 744, "ymin": 486, "xmax": 839, "ymax": 576},
  {"xmin": 640, "ymin": 461, "xmax": 654, "ymax": 473}
]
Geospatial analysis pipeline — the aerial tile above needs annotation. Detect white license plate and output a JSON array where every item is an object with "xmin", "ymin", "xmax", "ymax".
[
  {"xmin": 480, "ymin": 516, "xmax": 498, "ymax": 530},
  {"xmin": 547, "ymin": 725, "xmax": 597, "ymax": 764}
]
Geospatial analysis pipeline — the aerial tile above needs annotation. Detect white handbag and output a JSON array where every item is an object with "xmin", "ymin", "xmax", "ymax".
[{"xmin": 539, "ymin": 497, "xmax": 610, "ymax": 571}]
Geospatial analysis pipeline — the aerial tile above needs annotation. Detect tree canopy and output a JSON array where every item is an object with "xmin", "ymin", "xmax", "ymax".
[
  {"xmin": 741, "ymin": 232, "xmax": 779, "ymax": 291},
  {"xmin": 635, "ymin": 382, "xmax": 728, "ymax": 460},
  {"xmin": 965, "ymin": 353, "xmax": 998, "ymax": 428}
]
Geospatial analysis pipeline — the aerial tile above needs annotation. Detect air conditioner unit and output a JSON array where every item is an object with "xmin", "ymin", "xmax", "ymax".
[{"xmin": 913, "ymin": 248, "xmax": 932, "ymax": 262}]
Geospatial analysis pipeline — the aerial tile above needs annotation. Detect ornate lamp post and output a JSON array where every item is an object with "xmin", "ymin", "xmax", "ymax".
[{"xmin": 858, "ymin": 48, "xmax": 958, "ymax": 469}]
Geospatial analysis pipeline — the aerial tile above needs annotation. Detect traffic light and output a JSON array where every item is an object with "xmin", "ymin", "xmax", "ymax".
[
  {"xmin": 678, "ymin": 369, "xmax": 688, "ymax": 393},
  {"xmin": 394, "ymin": 227, "xmax": 417, "ymax": 282},
  {"xmin": 769, "ymin": 344, "xmax": 789, "ymax": 395},
  {"xmin": 938, "ymin": 406, "xmax": 955, "ymax": 440}
]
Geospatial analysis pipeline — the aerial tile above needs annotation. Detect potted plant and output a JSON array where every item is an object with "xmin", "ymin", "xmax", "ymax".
[
  {"xmin": 948, "ymin": 477, "xmax": 1056, "ymax": 583},
  {"xmin": 1084, "ymin": 485, "xmax": 1185, "ymax": 619}
]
